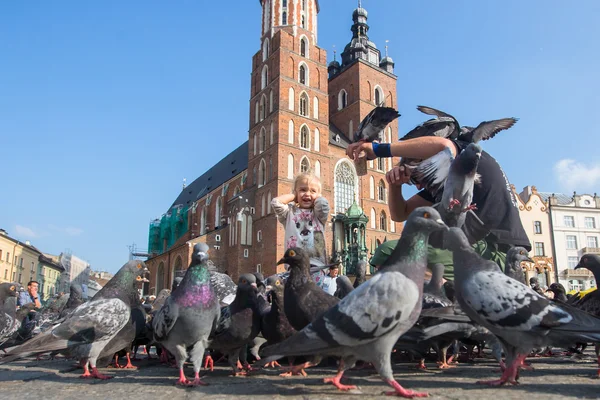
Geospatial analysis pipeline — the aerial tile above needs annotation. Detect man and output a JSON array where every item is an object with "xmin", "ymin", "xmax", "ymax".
[
  {"xmin": 321, "ymin": 264, "xmax": 339, "ymax": 296},
  {"xmin": 18, "ymin": 280, "xmax": 42, "ymax": 308},
  {"xmin": 530, "ymin": 277, "xmax": 545, "ymax": 296},
  {"xmin": 348, "ymin": 135, "xmax": 530, "ymax": 279}
]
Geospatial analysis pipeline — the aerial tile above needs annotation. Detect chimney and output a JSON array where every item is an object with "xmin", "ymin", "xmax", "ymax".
[
  {"xmin": 520, "ymin": 186, "xmax": 533, "ymax": 203},
  {"xmin": 549, "ymin": 194, "xmax": 558, "ymax": 206}
]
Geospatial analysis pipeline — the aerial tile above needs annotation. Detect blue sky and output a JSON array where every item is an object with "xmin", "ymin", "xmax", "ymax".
[{"xmin": 1, "ymin": 1, "xmax": 598, "ymax": 273}]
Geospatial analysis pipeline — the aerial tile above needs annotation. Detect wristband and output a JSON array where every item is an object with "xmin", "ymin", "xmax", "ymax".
[{"xmin": 372, "ymin": 142, "xmax": 392, "ymax": 158}]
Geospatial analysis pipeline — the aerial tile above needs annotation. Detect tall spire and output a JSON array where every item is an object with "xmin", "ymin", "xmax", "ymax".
[
  {"xmin": 358, "ymin": 0, "xmax": 362, "ymax": 8},
  {"xmin": 385, "ymin": 40, "xmax": 389, "ymax": 58}
]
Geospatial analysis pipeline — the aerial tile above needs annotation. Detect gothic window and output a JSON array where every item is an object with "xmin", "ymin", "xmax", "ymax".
[
  {"xmin": 299, "ymin": 64, "xmax": 307, "ymax": 85},
  {"xmin": 269, "ymin": 90, "xmax": 273, "ymax": 113},
  {"xmin": 349, "ymin": 120, "xmax": 353, "ymax": 137},
  {"xmin": 300, "ymin": 157, "xmax": 310, "ymax": 173},
  {"xmin": 258, "ymin": 159, "xmax": 266, "ymax": 187},
  {"xmin": 374, "ymin": 86, "xmax": 384, "ymax": 106},
  {"xmin": 301, "ymin": 38, "xmax": 307, "ymax": 57},
  {"xmin": 254, "ymin": 102, "xmax": 259, "ymax": 124},
  {"xmin": 260, "ymin": 94, "xmax": 267, "ymax": 121},
  {"xmin": 377, "ymin": 157, "xmax": 385, "ymax": 171},
  {"xmin": 282, "ymin": 11, "xmax": 287, "ymax": 25},
  {"xmin": 267, "ymin": 191, "xmax": 272, "ymax": 214},
  {"xmin": 299, "ymin": 93, "xmax": 308, "ymax": 116},
  {"xmin": 288, "ymin": 87, "xmax": 295, "ymax": 111},
  {"xmin": 300, "ymin": 125, "xmax": 310, "ymax": 149},
  {"xmin": 270, "ymin": 122, "xmax": 274, "ymax": 145},
  {"xmin": 338, "ymin": 89, "xmax": 348, "ymax": 110},
  {"xmin": 200, "ymin": 207, "xmax": 207, "ymax": 235},
  {"xmin": 380, "ymin": 211, "xmax": 387, "ymax": 231},
  {"xmin": 253, "ymin": 166, "xmax": 257, "ymax": 185},
  {"xmin": 262, "ymin": 39, "xmax": 269, "ymax": 61},
  {"xmin": 259, "ymin": 127, "xmax": 266, "ymax": 152},
  {"xmin": 261, "ymin": 65, "xmax": 268, "ymax": 90},
  {"xmin": 287, "ymin": 154, "xmax": 294, "ymax": 179},
  {"xmin": 261, "ymin": 194, "xmax": 266, "ymax": 217},
  {"xmin": 315, "ymin": 160, "xmax": 321, "ymax": 177},
  {"xmin": 283, "ymin": 0, "xmax": 287, "ymax": 7},
  {"xmin": 269, "ymin": 157, "xmax": 273, "ymax": 180},
  {"xmin": 253, "ymin": 133, "xmax": 257, "ymax": 155},
  {"xmin": 369, "ymin": 176, "xmax": 375, "ymax": 199},
  {"xmin": 378, "ymin": 180, "xmax": 386, "ymax": 202},
  {"xmin": 334, "ymin": 160, "xmax": 357, "ymax": 213},
  {"xmin": 301, "ymin": 15, "xmax": 306, "ymax": 29},
  {"xmin": 215, "ymin": 196, "xmax": 222, "ymax": 227},
  {"xmin": 314, "ymin": 127, "xmax": 320, "ymax": 151},
  {"xmin": 313, "ymin": 96, "xmax": 319, "ymax": 119},
  {"xmin": 288, "ymin": 120, "xmax": 294, "ymax": 143},
  {"xmin": 302, "ymin": 0, "xmax": 306, "ymax": 10},
  {"xmin": 370, "ymin": 208, "xmax": 376, "ymax": 229}
]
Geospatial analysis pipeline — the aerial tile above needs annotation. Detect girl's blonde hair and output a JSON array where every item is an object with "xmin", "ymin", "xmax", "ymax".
[{"xmin": 293, "ymin": 170, "xmax": 322, "ymax": 192}]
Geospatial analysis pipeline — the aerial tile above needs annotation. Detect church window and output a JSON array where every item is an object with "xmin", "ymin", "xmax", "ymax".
[
  {"xmin": 377, "ymin": 157, "xmax": 385, "ymax": 171},
  {"xmin": 374, "ymin": 86, "xmax": 384, "ymax": 106},
  {"xmin": 260, "ymin": 95, "xmax": 267, "ymax": 121},
  {"xmin": 315, "ymin": 160, "xmax": 321, "ymax": 177},
  {"xmin": 313, "ymin": 96, "xmax": 319, "ymax": 119},
  {"xmin": 259, "ymin": 127, "xmax": 266, "ymax": 152},
  {"xmin": 282, "ymin": 11, "xmax": 287, "ymax": 25},
  {"xmin": 302, "ymin": 0, "xmax": 306, "ymax": 10},
  {"xmin": 300, "ymin": 125, "xmax": 310, "ymax": 149},
  {"xmin": 314, "ymin": 127, "xmax": 320, "ymax": 151},
  {"xmin": 300, "ymin": 157, "xmax": 310, "ymax": 173},
  {"xmin": 215, "ymin": 196, "xmax": 222, "ymax": 228},
  {"xmin": 338, "ymin": 89, "xmax": 347, "ymax": 110},
  {"xmin": 258, "ymin": 159, "xmax": 266, "ymax": 187},
  {"xmin": 380, "ymin": 211, "xmax": 387, "ymax": 231},
  {"xmin": 288, "ymin": 87, "xmax": 295, "ymax": 111},
  {"xmin": 261, "ymin": 65, "xmax": 268, "ymax": 90},
  {"xmin": 378, "ymin": 180, "xmax": 386, "ymax": 202},
  {"xmin": 369, "ymin": 176, "xmax": 375, "ymax": 199},
  {"xmin": 288, "ymin": 120, "xmax": 294, "ymax": 143},
  {"xmin": 334, "ymin": 160, "xmax": 357, "ymax": 213},
  {"xmin": 269, "ymin": 90, "xmax": 273, "ymax": 113},
  {"xmin": 262, "ymin": 39, "xmax": 269, "ymax": 62},
  {"xmin": 299, "ymin": 64, "xmax": 307, "ymax": 85},
  {"xmin": 269, "ymin": 157, "xmax": 273, "ymax": 180},
  {"xmin": 300, "ymin": 38, "xmax": 307, "ymax": 57},
  {"xmin": 301, "ymin": 15, "xmax": 306, "ymax": 29},
  {"xmin": 287, "ymin": 154, "xmax": 294, "ymax": 179},
  {"xmin": 299, "ymin": 93, "xmax": 308, "ymax": 116},
  {"xmin": 370, "ymin": 208, "xmax": 376, "ymax": 229}
]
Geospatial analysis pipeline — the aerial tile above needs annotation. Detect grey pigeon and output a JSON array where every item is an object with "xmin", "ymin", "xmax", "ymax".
[
  {"xmin": 152, "ymin": 243, "xmax": 220, "ymax": 386},
  {"xmin": 400, "ymin": 105, "xmax": 461, "ymax": 141},
  {"xmin": 504, "ymin": 247, "xmax": 533, "ymax": 285},
  {"xmin": 208, "ymin": 263, "xmax": 237, "ymax": 306},
  {"xmin": 334, "ymin": 275, "xmax": 354, "ymax": 299},
  {"xmin": 171, "ymin": 276, "xmax": 183, "ymax": 292},
  {"xmin": 59, "ymin": 283, "xmax": 85, "ymax": 318},
  {"xmin": 151, "ymin": 289, "xmax": 171, "ymax": 313},
  {"xmin": 206, "ymin": 273, "xmax": 261, "ymax": 376},
  {"xmin": 412, "ymin": 143, "xmax": 483, "ymax": 229},
  {"xmin": 353, "ymin": 106, "xmax": 400, "ymax": 143},
  {"xmin": 547, "ymin": 283, "xmax": 568, "ymax": 303},
  {"xmin": 446, "ymin": 228, "xmax": 600, "ymax": 385},
  {"xmin": 0, "ymin": 261, "xmax": 147, "ymax": 380},
  {"xmin": 261, "ymin": 207, "xmax": 447, "ymax": 395},
  {"xmin": 261, "ymin": 275, "xmax": 296, "ymax": 349},
  {"xmin": 0, "ymin": 302, "xmax": 37, "ymax": 351},
  {"xmin": 458, "ymin": 117, "xmax": 518, "ymax": 144},
  {"xmin": 0, "ymin": 283, "xmax": 19, "ymax": 344},
  {"xmin": 573, "ymin": 254, "xmax": 600, "ymax": 376},
  {"xmin": 353, "ymin": 260, "xmax": 367, "ymax": 288}
]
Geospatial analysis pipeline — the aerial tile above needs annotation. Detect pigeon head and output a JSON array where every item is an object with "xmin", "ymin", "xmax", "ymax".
[
  {"xmin": 444, "ymin": 227, "xmax": 472, "ymax": 252},
  {"xmin": 253, "ymin": 272, "xmax": 266, "ymax": 292},
  {"xmin": 238, "ymin": 273, "xmax": 258, "ymax": 292},
  {"xmin": 457, "ymin": 143, "xmax": 482, "ymax": 173},
  {"xmin": 97, "ymin": 260, "xmax": 148, "ymax": 301},
  {"xmin": 575, "ymin": 254, "xmax": 600, "ymax": 271},
  {"xmin": 0, "ymin": 283, "xmax": 18, "ymax": 299},
  {"xmin": 406, "ymin": 207, "xmax": 448, "ymax": 234},
  {"xmin": 277, "ymin": 247, "xmax": 309, "ymax": 273},
  {"xmin": 506, "ymin": 247, "xmax": 534, "ymax": 265},
  {"xmin": 192, "ymin": 243, "xmax": 210, "ymax": 265},
  {"xmin": 70, "ymin": 283, "xmax": 83, "ymax": 299},
  {"xmin": 548, "ymin": 283, "xmax": 566, "ymax": 295},
  {"xmin": 265, "ymin": 275, "xmax": 284, "ymax": 293}
]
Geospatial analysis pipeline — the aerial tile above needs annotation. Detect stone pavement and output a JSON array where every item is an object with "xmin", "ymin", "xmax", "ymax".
[{"xmin": 0, "ymin": 352, "xmax": 599, "ymax": 400}]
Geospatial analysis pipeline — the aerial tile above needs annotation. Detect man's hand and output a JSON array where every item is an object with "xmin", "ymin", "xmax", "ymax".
[
  {"xmin": 346, "ymin": 141, "xmax": 376, "ymax": 161},
  {"xmin": 386, "ymin": 165, "xmax": 412, "ymax": 187}
]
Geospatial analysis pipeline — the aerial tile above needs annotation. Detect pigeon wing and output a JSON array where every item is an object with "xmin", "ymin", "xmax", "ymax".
[
  {"xmin": 411, "ymin": 147, "xmax": 454, "ymax": 199},
  {"xmin": 417, "ymin": 105, "xmax": 454, "ymax": 119},
  {"xmin": 460, "ymin": 118, "xmax": 518, "ymax": 143},
  {"xmin": 152, "ymin": 296, "xmax": 179, "ymax": 341}
]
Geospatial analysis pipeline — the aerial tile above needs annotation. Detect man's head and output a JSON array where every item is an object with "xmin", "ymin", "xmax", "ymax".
[
  {"xmin": 329, "ymin": 264, "xmax": 339, "ymax": 278},
  {"xmin": 529, "ymin": 277, "xmax": 539, "ymax": 287},
  {"xmin": 27, "ymin": 281, "xmax": 39, "ymax": 296}
]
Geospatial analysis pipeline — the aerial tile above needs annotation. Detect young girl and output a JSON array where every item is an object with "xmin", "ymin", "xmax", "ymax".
[{"xmin": 271, "ymin": 171, "xmax": 330, "ymax": 286}]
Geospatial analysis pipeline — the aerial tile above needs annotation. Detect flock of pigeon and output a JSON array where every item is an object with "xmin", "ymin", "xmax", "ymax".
[{"xmin": 2, "ymin": 107, "xmax": 600, "ymax": 398}]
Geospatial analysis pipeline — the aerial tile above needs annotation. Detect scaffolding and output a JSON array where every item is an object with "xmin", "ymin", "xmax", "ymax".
[{"xmin": 148, "ymin": 205, "xmax": 189, "ymax": 255}]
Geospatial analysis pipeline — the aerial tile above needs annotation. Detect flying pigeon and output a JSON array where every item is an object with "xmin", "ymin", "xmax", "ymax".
[
  {"xmin": 353, "ymin": 106, "xmax": 400, "ymax": 143},
  {"xmin": 446, "ymin": 228, "xmax": 600, "ymax": 385},
  {"xmin": 206, "ymin": 273, "xmax": 261, "ymax": 376},
  {"xmin": 458, "ymin": 118, "xmax": 518, "ymax": 144},
  {"xmin": 261, "ymin": 207, "xmax": 447, "ymax": 395},
  {"xmin": 0, "ymin": 261, "xmax": 147, "ymax": 380},
  {"xmin": 152, "ymin": 243, "xmax": 220, "ymax": 386},
  {"xmin": 334, "ymin": 275, "xmax": 354, "ymax": 299},
  {"xmin": 504, "ymin": 247, "xmax": 533, "ymax": 285},
  {"xmin": 353, "ymin": 260, "xmax": 367, "ymax": 289},
  {"xmin": 411, "ymin": 143, "xmax": 483, "ymax": 229},
  {"xmin": 400, "ymin": 105, "xmax": 461, "ymax": 141}
]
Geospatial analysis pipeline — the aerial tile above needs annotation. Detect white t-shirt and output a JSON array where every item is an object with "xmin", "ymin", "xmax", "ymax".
[{"xmin": 321, "ymin": 275, "xmax": 338, "ymax": 296}]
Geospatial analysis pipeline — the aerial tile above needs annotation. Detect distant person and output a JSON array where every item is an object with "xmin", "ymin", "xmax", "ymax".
[
  {"xmin": 530, "ymin": 277, "xmax": 544, "ymax": 296},
  {"xmin": 18, "ymin": 280, "xmax": 42, "ymax": 309},
  {"xmin": 321, "ymin": 264, "xmax": 339, "ymax": 296}
]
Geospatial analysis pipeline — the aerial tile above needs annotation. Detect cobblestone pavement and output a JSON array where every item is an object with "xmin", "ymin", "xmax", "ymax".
[{"xmin": 1, "ymin": 351, "xmax": 599, "ymax": 400}]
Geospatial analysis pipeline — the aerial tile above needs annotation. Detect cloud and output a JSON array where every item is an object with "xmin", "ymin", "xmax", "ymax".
[
  {"xmin": 554, "ymin": 159, "xmax": 600, "ymax": 192},
  {"xmin": 65, "ymin": 227, "xmax": 84, "ymax": 236},
  {"xmin": 15, "ymin": 225, "xmax": 38, "ymax": 238}
]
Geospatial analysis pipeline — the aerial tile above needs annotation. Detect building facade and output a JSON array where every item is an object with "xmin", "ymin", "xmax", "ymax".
[
  {"xmin": 538, "ymin": 192, "xmax": 600, "ymax": 292},
  {"xmin": 59, "ymin": 252, "xmax": 91, "ymax": 295},
  {"xmin": 145, "ymin": 1, "xmax": 402, "ymax": 294},
  {"xmin": 0, "ymin": 229, "xmax": 44, "ymax": 286},
  {"xmin": 37, "ymin": 254, "xmax": 66, "ymax": 300},
  {"xmin": 515, "ymin": 185, "xmax": 555, "ymax": 287}
]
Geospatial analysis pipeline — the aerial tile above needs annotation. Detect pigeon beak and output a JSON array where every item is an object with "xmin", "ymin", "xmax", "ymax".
[
  {"xmin": 525, "ymin": 256, "xmax": 534, "ymax": 264},
  {"xmin": 251, "ymin": 282, "xmax": 257, "ymax": 289},
  {"xmin": 435, "ymin": 218, "xmax": 448, "ymax": 230},
  {"xmin": 574, "ymin": 263, "xmax": 582, "ymax": 270},
  {"xmin": 276, "ymin": 257, "xmax": 286, "ymax": 265},
  {"xmin": 265, "ymin": 285, "xmax": 273, "ymax": 292}
]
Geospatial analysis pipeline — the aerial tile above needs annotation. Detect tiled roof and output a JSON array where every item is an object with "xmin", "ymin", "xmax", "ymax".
[
  {"xmin": 537, "ymin": 192, "xmax": 573, "ymax": 206},
  {"xmin": 168, "ymin": 142, "xmax": 248, "ymax": 212}
]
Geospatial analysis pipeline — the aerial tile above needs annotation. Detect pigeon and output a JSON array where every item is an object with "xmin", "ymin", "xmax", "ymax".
[
  {"xmin": 152, "ymin": 243, "xmax": 220, "ymax": 386},
  {"xmin": 412, "ymin": 143, "xmax": 483, "ymax": 229},
  {"xmin": 207, "ymin": 262, "xmax": 237, "ymax": 306},
  {"xmin": 353, "ymin": 260, "xmax": 367, "ymax": 289},
  {"xmin": 504, "ymin": 247, "xmax": 533, "ymax": 285},
  {"xmin": 547, "ymin": 283, "xmax": 568, "ymax": 303},
  {"xmin": 400, "ymin": 106, "xmax": 461, "ymax": 141},
  {"xmin": 261, "ymin": 275, "xmax": 296, "ymax": 348},
  {"xmin": 0, "ymin": 261, "xmax": 147, "ymax": 380},
  {"xmin": 0, "ymin": 302, "xmax": 38, "ymax": 350},
  {"xmin": 206, "ymin": 273, "xmax": 261, "ymax": 376},
  {"xmin": 151, "ymin": 289, "xmax": 171, "ymax": 313},
  {"xmin": 171, "ymin": 276, "xmax": 183, "ymax": 292},
  {"xmin": 573, "ymin": 254, "xmax": 600, "ymax": 313},
  {"xmin": 261, "ymin": 207, "xmax": 447, "ymax": 395},
  {"xmin": 446, "ymin": 227, "xmax": 600, "ymax": 385},
  {"xmin": 458, "ymin": 118, "xmax": 518, "ymax": 144},
  {"xmin": 58, "ymin": 284, "xmax": 85, "ymax": 319},
  {"xmin": 0, "ymin": 283, "xmax": 19, "ymax": 344},
  {"xmin": 353, "ymin": 106, "xmax": 400, "ymax": 143},
  {"xmin": 334, "ymin": 275, "xmax": 354, "ymax": 299}
]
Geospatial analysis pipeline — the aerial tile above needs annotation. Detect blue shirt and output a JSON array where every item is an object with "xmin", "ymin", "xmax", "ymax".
[{"xmin": 17, "ymin": 291, "xmax": 37, "ymax": 307}]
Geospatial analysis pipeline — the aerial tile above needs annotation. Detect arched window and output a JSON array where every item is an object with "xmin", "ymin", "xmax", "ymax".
[
  {"xmin": 377, "ymin": 157, "xmax": 385, "ymax": 171},
  {"xmin": 269, "ymin": 90, "xmax": 274, "ymax": 113},
  {"xmin": 258, "ymin": 159, "xmax": 266, "ymax": 187},
  {"xmin": 287, "ymin": 154, "xmax": 294, "ymax": 179},
  {"xmin": 173, "ymin": 256, "xmax": 184, "ymax": 282},
  {"xmin": 261, "ymin": 194, "xmax": 266, "ymax": 217},
  {"xmin": 233, "ymin": 186, "xmax": 240, "ymax": 197},
  {"xmin": 282, "ymin": 11, "xmax": 287, "ymax": 25},
  {"xmin": 334, "ymin": 160, "xmax": 357, "ymax": 213},
  {"xmin": 300, "ymin": 156, "xmax": 310, "ymax": 173},
  {"xmin": 283, "ymin": 0, "xmax": 287, "ymax": 7},
  {"xmin": 269, "ymin": 157, "xmax": 273, "ymax": 180},
  {"xmin": 288, "ymin": 120, "xmax": 294, "ymax": 143},
  {"xmin": 380, "ymin": 211, "xmax": 387, "ymax": 231},
  {"xmin": 270, "ymin": 122, "xmax": 274, "ymax": 145},
  {"xmin": 338, "ymin": 89, "xmax": 348, "ymax": 110},
  {"xmin": 260, "ymin": 94, "xmax": 267, "ymax": 121},
  {"xmin": 299, "ymin": 93, "xmax": 309, "ymax": 116},
  {"xmin": 374, "ymin": 86, "xmax": 383, "ymax": 105},
  {"xmin": 369, "ymin": 176, "xmax": 375, "ymax": 199},
  {"xmin": 386, "ymin": 126, "xmax": 392, "ymax": 143},
  {"xmin": 253, "ymin": 165, "xmax": 257, "ymax": 185},
  {"xmin": 378, "ymin": 180, "xmax": 386, "ymax": 202},
  {"xmin": 370, "ymin": 208, "xmax": 376, "ymax": 229},
  {"xmin": 390, "ymin": 219, "xmax": 396, "ymax": 233},
  {"xmin": 313, "ymin": 96, "xmax": 319, "ymax": 119},
  {"xmin": 261, "ymin": 65, "xmax": 268, "ymax": 90},
  {"xmin": 254, "ymin": 101, "xmax": 259, "ymax": 124},
  {"xmin": 259, "ymin": 127, "xmax": 266, "ymax": 152},
  {"xmin": 300, "ymin": 37, "xmax": 307, "ymax": 57},
  {"xmin": 349, "ymin": 120, "xmax": 353, "ymax": 137},
  {"xmin": 262, "ymin": 39, "xmax": 269, "ymax": 61},
  {"xmin": 314, "ymin": 127, "xmax": 320, "ymax": 151},
  {"xmin": 200, "ymin": 207, "xmax": 207, "ymax": 235},
  {"xmin": 301, "ymin": 15, "xmax": 306, "ymax": 29},
  {"xmin": 302, "ymin": 0, "xmax": 306, "ymax": 10},
  {"xmin": 267, "ymin": 191, "xmax": 272, "ymax": 214},
  {"xmin": 253, "ymin": 133, "xmax": 257, "ymax": 155},
  {"xmin": 288, "ymin": 87, "xmax": 295, "ymax": 111},
  {"xmin": 299, "ymin": 64, "xmax": 307, "ymax": 85},
  {"xmin": 215, "ymin": 196, "xmax": 222, "ymax": 227},
  {"xmin": 300, "ymin": 125, "xmax": 310, "ymax": 149},
  {"xmin": 315, "ymin": 160, "xmax": 321, "ymax": 177},
  {"xmin": 156, "ymin": 262, "xmax": 165, "ymax": 293}
]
